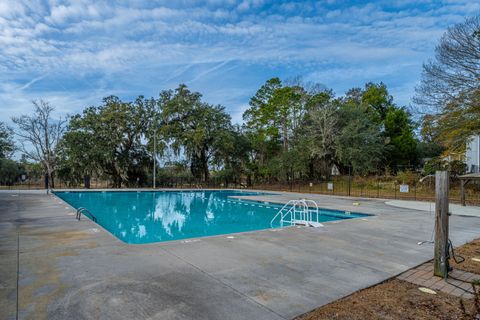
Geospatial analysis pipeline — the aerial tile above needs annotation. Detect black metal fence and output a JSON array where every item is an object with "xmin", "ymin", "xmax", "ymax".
[
  {"xmin": 1, "ymin": 175, "xmax": 479, "ymax": 205},
  {"xmin": 251, "ymin": 179, "xmax": 479, "ymax": 205}
]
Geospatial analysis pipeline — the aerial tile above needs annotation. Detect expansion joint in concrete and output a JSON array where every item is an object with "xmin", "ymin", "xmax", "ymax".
[{"xmin": 159, "ymin": 246, "xmax": 288, "ymax": 320}]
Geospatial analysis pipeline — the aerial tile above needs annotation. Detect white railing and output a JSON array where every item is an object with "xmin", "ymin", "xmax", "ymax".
[{"xmin": 270, "ymin": 199, "xmax": 323, "ymax": 228}]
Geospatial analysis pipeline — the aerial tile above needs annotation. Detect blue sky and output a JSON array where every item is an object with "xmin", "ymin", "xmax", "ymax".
[{"xmin": 1, "ymin": 0, "xmax": 478, "ymax": 124}]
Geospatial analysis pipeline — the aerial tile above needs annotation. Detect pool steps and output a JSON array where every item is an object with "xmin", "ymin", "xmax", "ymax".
[{"xmin": 270, "ymin": 199, "xmax": 324, "ymax": 228}]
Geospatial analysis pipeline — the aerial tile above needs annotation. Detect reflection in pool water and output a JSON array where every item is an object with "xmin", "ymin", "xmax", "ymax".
[
  {"xmin": 55, "ymin": 190, "xmax": 368, "ymax": 244},
  {"xmin": 56, "ymin": 190, "xmax": 281, "ymax": 243}
]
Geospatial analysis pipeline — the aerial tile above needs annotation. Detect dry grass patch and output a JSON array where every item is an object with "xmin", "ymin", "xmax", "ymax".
[
  {"xmin": 297, "ymin": 279, "xmax": 477, "ymax": 320},
  {"xmin": 298, "ymin": 238, "xmax": 480, "ymax": 320},
  {"xmin": 450, "ymin": 238, "xmax": 480, "ymax": 275}
]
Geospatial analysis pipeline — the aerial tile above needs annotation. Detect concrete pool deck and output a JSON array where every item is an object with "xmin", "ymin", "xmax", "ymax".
[{"xmin": 1, "ymin": 190, "xmax": 479, "ymax": 320}]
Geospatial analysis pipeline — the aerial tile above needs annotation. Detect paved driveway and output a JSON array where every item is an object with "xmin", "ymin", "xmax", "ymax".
[{"xmin": 1, "ymin": 190, "xmax": 479, "ymax": 320}]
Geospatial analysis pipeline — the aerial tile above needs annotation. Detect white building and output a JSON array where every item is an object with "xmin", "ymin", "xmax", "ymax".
[{"xmin": 466, "ymin": 135, "xmax": 480, "ymax": 173}]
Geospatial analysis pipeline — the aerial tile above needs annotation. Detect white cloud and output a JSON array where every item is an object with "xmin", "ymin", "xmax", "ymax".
[
  {"xmin": 0, "ymin": 0, "xmax": 477, "ymax": 125},
  {"xmin": 0, "ymin": 1, "xmax": 26, "ymax": 18}
]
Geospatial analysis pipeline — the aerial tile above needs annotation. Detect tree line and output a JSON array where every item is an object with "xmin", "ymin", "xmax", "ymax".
[
  {"xmin": 0, "ymin": 81, "xmax": 439, "ymax": 188},
  {"xmin": 0, "ymin": 14, "xmax": 478, "ymax": 188}
]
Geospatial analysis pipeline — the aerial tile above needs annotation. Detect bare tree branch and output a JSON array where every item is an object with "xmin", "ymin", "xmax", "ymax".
[
  {"xmin": 414, "ymin": 15, "xmax": 480, "ymax": 111},
  {"xmin": 12, "ymin": 100, "xmax": 66, "ymax": 187},
  {"xmin": 414, "ymin": 15, "xmax": 480, "ymax": 151}
]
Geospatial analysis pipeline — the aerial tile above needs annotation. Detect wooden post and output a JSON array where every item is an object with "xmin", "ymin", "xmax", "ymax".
[{"xmin": 434, "ymin": 171, "xmax": 449, "ymax": 278}]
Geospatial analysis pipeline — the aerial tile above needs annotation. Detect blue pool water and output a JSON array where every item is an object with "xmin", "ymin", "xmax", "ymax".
[{"xmin": 54, "ymin": 190, "xmax": 368, "ymax": 244}]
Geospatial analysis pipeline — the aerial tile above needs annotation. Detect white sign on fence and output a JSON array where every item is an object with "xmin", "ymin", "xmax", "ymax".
[
  {"xmin": 400, "ymin": 184, "xmax": 409, "ymax": 193},
  {"xmin": 327, "ymin": 182, "xmax": 334, "ymax": 191}
]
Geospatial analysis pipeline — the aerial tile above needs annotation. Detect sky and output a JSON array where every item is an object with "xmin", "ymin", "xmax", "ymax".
[{"xmin": 1, "ymin": 0, "xmax": 479, "ymax": 124}]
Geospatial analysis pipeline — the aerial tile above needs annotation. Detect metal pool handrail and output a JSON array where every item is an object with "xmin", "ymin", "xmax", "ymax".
[
  {"xmin": 76, "ymin": 207, "xmax": 97, "ymax": 222},
  {"xmin": 270, "ymin": 199, "xmax": 298, "ymax": 227},
  {"xmin": 271, "ymin": 199, "xmax": 322, "ymax": 227},
  {"xmin": 299, "ymin": 199, "xmax": 319, "ymax": 223}
]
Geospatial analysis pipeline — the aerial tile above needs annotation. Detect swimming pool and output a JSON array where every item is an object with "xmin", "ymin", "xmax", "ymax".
[{"xmin": 55, "ymin": 190, "xmax": 368, "ymax": 244}]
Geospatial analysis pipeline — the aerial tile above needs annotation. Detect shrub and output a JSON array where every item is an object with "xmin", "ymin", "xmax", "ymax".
[
  {"xmin": 0, "ymin": 158, "xmax": 19, "ymax": 185},
  {"xmin": 423, "ymin": 157, "xmax": 446, "ymax": 175},
  {"xmin": 396, "ymin": 170, "xmax": 418, "ymax": 185}
]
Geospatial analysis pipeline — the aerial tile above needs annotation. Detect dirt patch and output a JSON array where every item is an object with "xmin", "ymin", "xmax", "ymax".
[
  {"xmin": 296, "ymin": 279, "xmax": 477, "ymax": 320},
  {"xmin": 450, "ymin": 238, "xmax": 480, "ymax": 275},
  {"xmin": 297, "ymin": 238, "xmax": 480, "ymax": 320}
]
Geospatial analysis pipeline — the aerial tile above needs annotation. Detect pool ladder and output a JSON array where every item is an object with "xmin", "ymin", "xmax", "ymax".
[
  {"xmin": 76, "ymin": 207, "xmax": 97, "ymax": 222},
  {"xmin": 270, "ymin": 199, "xmax": 323, "ymax": 228}
]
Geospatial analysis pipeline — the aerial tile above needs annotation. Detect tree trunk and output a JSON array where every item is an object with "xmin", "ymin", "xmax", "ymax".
[
  {"xmin": 203, "ymin": 157, "xmax": 209, "ymax": 182},
  {"xmin": 45, "ymin": 162, "xmax": 55, "ymax": 189},
  {"xmin": 49, "ymin": 171, "xmax": 55, "ymax": 189},
  {"xmin": 200, "ymin": 147, "xmax": 209, "ymax": 183},
  {"xmin": 113, "ymin": 176, "xmax": 122, "ymax": 188},
  {"xmin": 247, "ymin": 174, "xmax": 252, "ymax": 187}
]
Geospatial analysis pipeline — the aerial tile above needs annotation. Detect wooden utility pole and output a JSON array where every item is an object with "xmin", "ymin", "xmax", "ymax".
[{"xmin": 434, "ymin": 170, "xmax": 449, "ymax": 278}]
